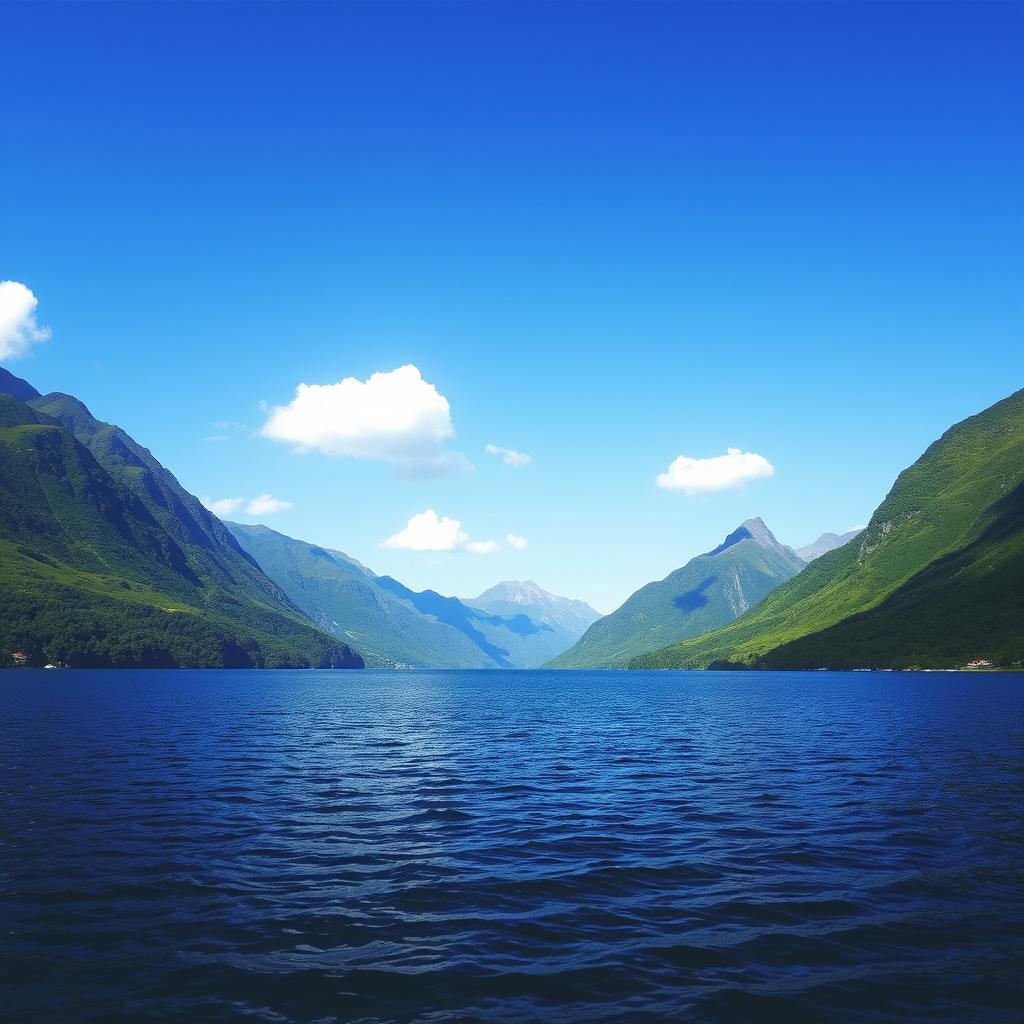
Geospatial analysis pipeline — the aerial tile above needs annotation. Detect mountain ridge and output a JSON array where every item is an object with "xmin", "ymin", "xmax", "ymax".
[
  {"xmin": 466, "ymin": 580, "xmax": 601, "ymax": 638},
  {"xmin": 548, "ymin": 518, "xmax": 805, "ymax": 668},
  {"xmin": 0, "ymin": 369, "xmax": 361, "ymax": 669},
  {"xmin": 633, "ymin": 388, "xmax": 1024, "ymax": 670},
  {"xmin": 227, "ymin": 525, "xmax": 597, "ymax": 668}
]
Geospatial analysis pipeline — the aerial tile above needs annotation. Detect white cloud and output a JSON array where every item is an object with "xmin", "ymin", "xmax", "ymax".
[
  {"xmin": 204, "ymin": 434, "xmax": 229, "ymax": 443},
  {"xmin": 246, "ymin": 494, "xmax": 293, "ymax": 515},
  {"xmin": 201, "ymin": 494, "xmax": 293, "ymax": 517},
  {"xmin": 382, "ymin": 509, "xmax": 498, "ymax": 555},
  {"xmin": 486, "ymin": 444, "xmax": 532, "ymax": 468},
  {"xmin": 656, "ymin": 447, "xmax": 775, "ymax": 494},
  {"xmin": 202, "ymin": 496, "xmax": 244, "ymax": 517},
  {"xmin": 0, "ymin": 281, "xmax": 51, "ymax": 361},
  {"xmin": 260, "ymin": 364, "xmax": 466, "ymax": 475},
  {"xmin": 506, "ymin": 533, "xmax": 529, "ymax": 550},
  {"xmin": 383, "ymin": 510, "xmax": 466, "ymax": 551}
]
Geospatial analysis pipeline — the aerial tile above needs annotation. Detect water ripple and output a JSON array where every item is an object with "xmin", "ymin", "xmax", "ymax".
[{"xmin": 1, "ymin": 668, "xmax": 1023, "ymax": 1022}]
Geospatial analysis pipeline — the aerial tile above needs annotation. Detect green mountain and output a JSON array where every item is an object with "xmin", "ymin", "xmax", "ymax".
[
  {"xmin": 226, "ymin": 522, "xmax": 501, "ymax": 668},
  {"xmin": 548, "ymin": 518, "xmax": 805, "ymax": 668},
  {"xmin": 633, "ymin": 388, "xmax": 1024, "ymax": 670},
  {"xmin": 228, "ymin": 523, "xmax": 594, "ymax": 668},
  {"xmin": 0, "ymin": 368, "xmax": 361, "ymax": 669},
  {"xmin": 0, "ymin": 367, "xmax": 40, "ymax": 403}
]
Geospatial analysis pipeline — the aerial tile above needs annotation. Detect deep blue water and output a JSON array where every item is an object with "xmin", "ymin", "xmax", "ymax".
[{"xmin": 2, "ymin": 669, "xmax": 1023, "ymax": 1023}]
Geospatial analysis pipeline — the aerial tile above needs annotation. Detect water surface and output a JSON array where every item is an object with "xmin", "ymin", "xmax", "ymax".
[{"xmin": 2, "ymin": 669, "xmax": 1023, "ymax": 1022}]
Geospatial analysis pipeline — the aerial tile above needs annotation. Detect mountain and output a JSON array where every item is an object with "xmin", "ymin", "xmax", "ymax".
[
  {"xmin": 227, "ymin": 525, "xmax": 586, "ymax": 668},
  {"xmin": 633, "ymin": 388, "xmax": 1024, "ymax": 670},
  {"xmin": 226, "ymin": 523, "xmax": 498, "ymax": 668},
  {"xmin": 0, "ymin": 367, "xmax": 41, "ymax": 403},
  {"xmin": 375, "ymin": 576, "xmax": 576, "ymax": 668},
  {"xmin": 466, "ymin": 580, "xmax": 601, "ymax": 639},
  {"xmin": 0, "ymin": 367, "xmax": 361, "ymax": 669},
  {"xmin": 795, "ymin": 529, "xmax": 863, "ymax": 562},
  {"xmin": 548, "ymin": 518, "xmax": 806, "ymax": 668}
]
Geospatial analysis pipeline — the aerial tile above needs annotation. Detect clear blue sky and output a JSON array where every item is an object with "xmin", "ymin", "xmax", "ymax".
[{"xmin": 2, "ymin": 2, "xmax": 1021, "ymax": 611}]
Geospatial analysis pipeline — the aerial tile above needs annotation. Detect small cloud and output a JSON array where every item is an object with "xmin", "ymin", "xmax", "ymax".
[
  {"xmin": 656, "ymin": 447, "xmax": 775, "ymax": 494},
  {"xmin": 202, "ymin": 494, "xmax": 293, "ymax": 518},
  {"xmin": 0, "ymin": 281, "xmax": 51, "ymax": 361},
  {"xmin": 202, "ymin": 496, "xmax": 244, "ymax": 517},
  {"xmin": 506, "ymin": 533, "xmax": 529, "ymax": 550},
  {"xmin": 204, "ymin": 434, "xmax": 229, "ymax": 443},
  {"xmin": 260, "ymin": 364, "xmax": 466, "ymax": 476},
  {"xmin": 486, "ymin": 443, "xmax": 532, "ymax": 468},
  {"xmin": 245, "ymin": 494, "xmax": 293, "ymax": 515},
  {"xmin": 381, "ymin": 509, "xmax": 498, "ymax": 555}
]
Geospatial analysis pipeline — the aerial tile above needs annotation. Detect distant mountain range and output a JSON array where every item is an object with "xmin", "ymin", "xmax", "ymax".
[
  {"xmin": 466, "ymin": 580, "xmax": 601, "ymax": 640},
  {"xmin": 634, "ymin": 388, "xmax": 1024, "ymax": 670},
  {"xmin": 228, "ymin": 523, "xmax": 597, "ymax": 668},
  {"xmin": 795, "ymin": 529, "xmax": 864, "ymax": 563},
  {"xmin": 4, "ymin": 363, "xmax": 1020, "ymax": 672},
  {"xmin": 548, "ymin": 518, "xmax": 805, "ymax": 668},
  {"xmin": 0, "ymin": 367, "xmax": 361, "ymax": 668},
  {"xmin": 0, "ymin": 363, "xmax": 596, "ymax": 670}
]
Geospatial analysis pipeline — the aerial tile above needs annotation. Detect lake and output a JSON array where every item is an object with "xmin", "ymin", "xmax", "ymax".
[{"xmin": 2, "ymin": 669, "xmax": 1022, "ymax": 1022}]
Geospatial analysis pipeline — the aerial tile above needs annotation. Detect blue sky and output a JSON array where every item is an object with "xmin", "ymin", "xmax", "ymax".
[{"xmin": 2, "ymin": 2, "xmax": 1021, "ymax": 612}]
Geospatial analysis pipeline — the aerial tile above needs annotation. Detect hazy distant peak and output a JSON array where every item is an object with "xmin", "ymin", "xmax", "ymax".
[
  {"xmin": 795, "ymin": 528, "xmax": 864, "ymax": 562},
  {"xmin": 474, "ymin": 580, "xmax": 551, "ymax": 605},
  {"xmin": 468, "ymin": 580, "xmax": 601, "ymax": 635}
]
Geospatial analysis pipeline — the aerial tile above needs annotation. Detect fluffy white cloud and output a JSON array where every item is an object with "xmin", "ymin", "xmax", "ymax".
[
  {"xmin": 202, "ymin": 496, "xmax": 244, "ymax": 517},
  {"xmin": 382, "ymin": 509, "xmax": 498, "ymax": 555},
  {"xmin": 0, "ymin": 281, "xmax": 51, "ymax": 360},
  {"xmin": 506, "ymin": 533, "xmax": 529, "ymax": 550},
  {"xmin": 246, "ymin": 494, "xmax": 293, "ymax": 515},
  {"xmin": 486, "ymin": 444, "xmax": 532, "ymax": 468},
  {"xmin": 202, "ymin": 494, "xmax": 293, "ymax": 517},
  {"xmin": 656, "ymin": 447, "xmax": 775, "ymax": 494},
  {"xmin": 260, "ymin": 364, "xmax": 465, "ymax": 475}
]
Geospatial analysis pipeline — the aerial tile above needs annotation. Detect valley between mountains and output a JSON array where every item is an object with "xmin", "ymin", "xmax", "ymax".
[{"xmin": 1, "ymin": 365, "xmax": 1021, "ymax": 671}]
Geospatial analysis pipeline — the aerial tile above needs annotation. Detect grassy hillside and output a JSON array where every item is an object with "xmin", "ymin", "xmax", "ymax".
[
  {"xmin": 229, "ymin": 523, "xmax": 586, "ymax": 668},
  {"xmin": 549, "ymin": 519, "xmax": 804, "ymax": 667},
  {"xmin": 759, "ymin": 479, "xmax": 1024, "ymax": 669},
  {"xmin": 227, "ymin": 523, "xmax": 496, "ymax": 668},
  {"xmin": 0, "ymin": 385, "xmax": 361, "ymax": 669},
  {"xmin": 633, "ymin": 388, "xmax": 1024, "ymax": 669}
]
